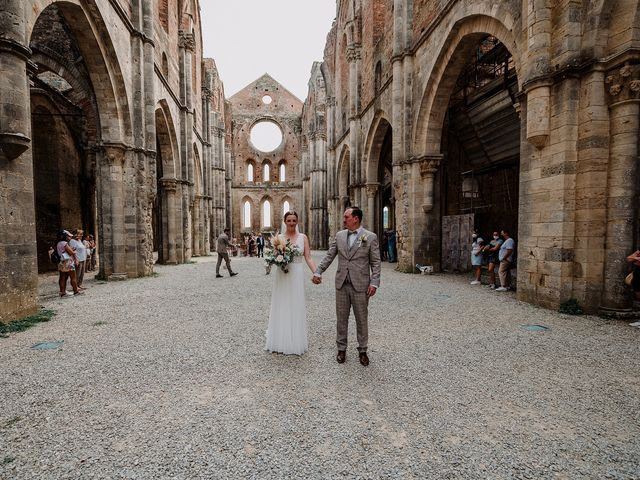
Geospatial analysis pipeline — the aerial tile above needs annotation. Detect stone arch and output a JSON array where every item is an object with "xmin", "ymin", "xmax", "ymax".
[
  {"xmin": 260, "ymin": 196, "xmax": 274, "ymax": 229},
  {"xmin": 29, "ymin": 0, "xmax": 133, "ymax": 143},
  {"xmin": 412, "ymin": 13, "xmax": 522, "ymax": 156},
  {"xmin": 241, "ymin": 196, "xmax": 254, "ymax": 230},
  {"xmin": 364, "ymin": 111, "xmax": 392, "ymax": 184},
  {"xmin": 580, "ymin": 0, "xmax": 640, "ymax": 58},
  {"xmin": 337, "ymin": 145, "xmax": 351, "ymax": 210},
  {"xmin": 193, "ymin": 143, "xmax": 202, "ymax": 194},
  {"xmin": 153, "ymin": 103, "xmax": 179, "ymax": 264},
  {"xmin": 364, "ymin": 112, "xmax": 393, "ymax": 236},
  {"xmin": 281, "ymin": 196, "xmax": 294, "ymax": 218},
  {"xmin": 262, "ymin": 159, "xmax": 273, "ymax": 182},
  {"xmin": 155, "ymin": 102, "xmax": 178, "ymax": 179},
  {"xmin": 246, "ymin": 159, "xmax": 255, "ymax": 182}
]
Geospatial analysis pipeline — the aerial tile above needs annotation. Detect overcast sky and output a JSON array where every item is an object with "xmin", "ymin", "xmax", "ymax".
[{"xmin": 200, "ymin": 1, "xmax": 337, "ymax": 102}]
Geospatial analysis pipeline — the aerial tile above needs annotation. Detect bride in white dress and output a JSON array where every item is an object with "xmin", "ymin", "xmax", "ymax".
[{"xmin": 265, "ymin": 211, "xmax": 317, "ymax": 355}]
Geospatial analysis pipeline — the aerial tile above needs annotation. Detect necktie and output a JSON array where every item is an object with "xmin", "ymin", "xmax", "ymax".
[{"xmin": 348, "ymin": 230, "xmax": 358, "ymax": 248}]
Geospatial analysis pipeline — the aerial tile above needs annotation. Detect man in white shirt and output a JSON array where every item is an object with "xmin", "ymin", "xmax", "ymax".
[
  {"xmin": 69, "ymin": 229, "xmax": 88, "ymax": 288},
  {"xmin": 496, "ymin": 229, "xmax": 515, "ymax": 292}
]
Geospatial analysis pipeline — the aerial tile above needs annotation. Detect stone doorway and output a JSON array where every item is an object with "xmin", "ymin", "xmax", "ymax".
[
  {"xmin": 30, "ymin": 4, "xmax": 100, "ymax": 273},
  {"xmin": 439, "ymin": 36, "xmax": 520, "ymax": 270}
]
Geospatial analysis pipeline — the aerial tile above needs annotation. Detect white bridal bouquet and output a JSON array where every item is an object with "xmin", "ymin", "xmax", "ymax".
[{"xmin": 264, "ymin": 236, "xmax": 301, "ymax": 273}]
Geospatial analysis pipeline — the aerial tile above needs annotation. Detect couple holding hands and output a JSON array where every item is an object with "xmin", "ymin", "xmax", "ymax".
[{"xmin": 265, "ymin": 207, "xmax": 381, "ymax": 366}]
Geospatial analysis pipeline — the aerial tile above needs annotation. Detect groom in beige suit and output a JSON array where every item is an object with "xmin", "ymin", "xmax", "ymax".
[{"xmin": 313, "ymin": 207, "xmax": 381, "ymax": 366}]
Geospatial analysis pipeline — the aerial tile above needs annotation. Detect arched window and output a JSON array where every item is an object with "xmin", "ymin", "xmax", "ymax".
[
  {"xmin": 383, "ymin": 206, "xmax": 390, "ymax": 229},
  {"xmin": 162, "ymin": 53, "xmax": 169, "ymax": 79},
  {"xmin": 247, "ymin": 163, "xmax": 254, "ymax": 182},
  {"xmin": 263, "ymin": 200, "xmax": 272, "ymax": 228},
  {"xmin": 243, "ymin": 201, "xmax": 251, "ymax": 229},
  {"xmin": 279, "ymin": 162, "xmax": 286, "ymax": 182},
  {"xmin": 374, "ymin": 61, "xmax": 382, "ymax": 94},
  {"xmin": 263, "ymin": 163, "xmax": 271, "ymax": 182},
  {"xmin": 283, "ymin": 201, "xmax": 290, "ymax": 216}
]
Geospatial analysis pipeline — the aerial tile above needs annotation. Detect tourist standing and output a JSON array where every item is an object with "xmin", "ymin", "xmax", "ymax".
[
  {"xmin": 470, "ymin": 230, "xmax": 484, "ymax": 285},
  {"xmin": 483, "ymin": 231, "xmax": 503, "ymax": 289},
  {"xmin": 56, "ymin": 230, "xmax": 82, "ymax": 297},
  {"xmin": 496, "ymin": 229, "xmax": 515, "ymax": 292},
  {"xmin": 387, "ymin": 229, "xmax": 397, "ymax": 263},
  {"xmin": 70, "ymin": 229, "xmax": 87, "ymax": 289},
  {"xmin": 83, "ymin": 233, "xmax": 92, "ymax": 272},
  {"xmin": 216, "ymin": 228, "xmax": 238, "ymax": 278},
  {"xmin": 256, "ymin": 234, "xmax": 265, "ymax": 257}
]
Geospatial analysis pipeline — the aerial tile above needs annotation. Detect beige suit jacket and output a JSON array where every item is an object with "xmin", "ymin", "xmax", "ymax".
[
  {"xmin": 216, "ymin": 233, "xmax": 231, "ymax": 253},
  {"xmin": 316, "ymin": 228, "xmax": 381, "ymax": 292}
]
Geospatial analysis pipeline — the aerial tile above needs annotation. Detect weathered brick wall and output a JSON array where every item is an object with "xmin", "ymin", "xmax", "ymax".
[{"xmin": 229, "ymin": 75, "xmax": 303, "ymax": 237}]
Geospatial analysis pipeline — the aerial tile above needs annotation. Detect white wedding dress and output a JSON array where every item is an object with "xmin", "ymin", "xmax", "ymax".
[{"xmin": 265, "ymin": 234, "xmax": 308, "ymax": 355}]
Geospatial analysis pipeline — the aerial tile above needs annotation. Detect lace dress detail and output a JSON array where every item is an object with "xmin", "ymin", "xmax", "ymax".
[{"xmin": 265, "ymin": 234, "xmax": 308, "ymax": 355}]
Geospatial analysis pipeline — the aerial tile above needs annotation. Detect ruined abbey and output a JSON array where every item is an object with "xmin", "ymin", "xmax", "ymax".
[{"xmin": 2, "ymin": 0, "xmax": 640, "ymax": 321}]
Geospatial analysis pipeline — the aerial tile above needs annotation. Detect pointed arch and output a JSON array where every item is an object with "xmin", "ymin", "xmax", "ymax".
[
  {"xmin": 412, "ymin": 14, "xmax": 522, "ymax": 156},
  {"xmin": 29, "ymin": 0, "xmax": 133, "ymax": 143}
]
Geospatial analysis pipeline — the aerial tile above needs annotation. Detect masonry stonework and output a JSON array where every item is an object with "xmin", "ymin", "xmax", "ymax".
[
  {"xmin": 0, "ymin": 0, "xmax": 231, "ymax": 323},
  {"xmin": 300, "ymin": 0, "xmax": 640, "ymax": 315}
]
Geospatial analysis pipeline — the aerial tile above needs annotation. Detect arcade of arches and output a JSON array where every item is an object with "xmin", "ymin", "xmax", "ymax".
[{"xmin": 2, "ymin": 0, "xmax": 640, "ymax": 322}]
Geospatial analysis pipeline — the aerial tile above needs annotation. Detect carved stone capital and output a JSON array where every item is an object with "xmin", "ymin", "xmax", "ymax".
[
  {"xmin": 606, "ymin": 62, "xmax": 640, "ymax": 104},
  {"xmin": 160, "ymin": 177, "xmax": 178, "ymax": 192},
  {"xmin": 179, "ymin": 32, "xmax": 196, "ymax": 52},
  {"xmin": 101, "ymin": 143, "xmax": 128, "ymax": 165},
  {"xmin": 346, "ymin": 45, "xmax": 362, "ymax": 63},
  {"xmin": 365, "ymin": 182, "xmax": 380, "ymax": 198},
  {"xmin": 416, "ymin": 155, "xmax": 442, "ymax": 177}
]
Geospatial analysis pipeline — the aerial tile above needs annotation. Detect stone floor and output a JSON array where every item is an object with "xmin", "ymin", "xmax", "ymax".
[{"xmin": 1, "ymin": 253, "xmax": 639, "ymax": 479}]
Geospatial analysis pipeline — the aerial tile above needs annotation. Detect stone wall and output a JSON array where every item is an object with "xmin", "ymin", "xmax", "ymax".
[
  {"xmin": 0, "ymin": 0, "xmax": 230, "ymax": 323},
  {"xmin": 229, "ymin": 74, "xmax": 303, "ymax": 239},
  {"xmin": 301, "ymin": 0, "xmax": 640, "ymax": 314}
]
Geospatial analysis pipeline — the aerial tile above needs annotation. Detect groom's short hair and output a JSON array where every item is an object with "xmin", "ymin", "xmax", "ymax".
[
  {"xmin": 224, "ymin": 228, "xmax": 230, "ymax": 233},
  {"xmin": 348, "ymin": 206, "xmax": 363, "ymax": 222}
]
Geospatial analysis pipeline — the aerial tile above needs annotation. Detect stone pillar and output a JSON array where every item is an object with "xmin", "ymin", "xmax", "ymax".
[
  {"xmin": 160, "ymin": 177, "xmax": 178, "ymax": 264},
  {"xmin": 0, "ymin": 1, "xmax": 38, "ymax": 322},
  {"xmin": 601, "ymin": 64, "xmax": 640, "ymax": 312},
  {"xmin": 366, "ymin": 183, "xmax": 379, "ymax": 232},
  {"xmin": 101, "ymin": 145, "xmax": 128, "ymax": 280},
  {"xmin": 179, "ymin": 31, "xmax": 195, "ymax": 261},
  {"xmin": 413, "ymin": 155, "xmax": 442, "ymax": 269}
]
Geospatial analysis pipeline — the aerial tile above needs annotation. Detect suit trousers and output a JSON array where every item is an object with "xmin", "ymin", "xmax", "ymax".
[
  {"xmin": 216, "ymin": 252, "xmax": 232, "ymax": 275},
  {"xmin": 336, "ymin": 280, "xmax": 369, "ymax": 352}
]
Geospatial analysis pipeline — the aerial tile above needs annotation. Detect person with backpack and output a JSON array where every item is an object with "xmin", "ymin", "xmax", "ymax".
[{"xmin": 55, "ymin": 230, "xmax": 83, "ymax": 298}]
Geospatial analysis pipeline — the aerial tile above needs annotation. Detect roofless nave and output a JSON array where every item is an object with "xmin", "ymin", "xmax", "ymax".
[{"xmin": 2, "ymin": 0, "xmax": 640, "ymax": 322}]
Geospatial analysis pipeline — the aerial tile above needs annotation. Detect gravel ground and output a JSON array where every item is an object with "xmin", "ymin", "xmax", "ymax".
[{"xmin": 1, "ymin": 253, "xmax": 639, "ymax": 479}]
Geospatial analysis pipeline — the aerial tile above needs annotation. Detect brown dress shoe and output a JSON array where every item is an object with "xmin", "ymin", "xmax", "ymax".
[
  {"xmin": 359, "ymin": 352, "xmax": 369, "ymax": 366},
  {"xmin": 336, "ymin": 351, "xmax": 346, "ymax": 363}
]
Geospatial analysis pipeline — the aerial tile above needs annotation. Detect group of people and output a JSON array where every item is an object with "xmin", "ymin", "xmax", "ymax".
[
  {"xmin": 380, "ymin": 229, "xmax": 397, "ymax": 263},
  {"xmin": 470, "ymin": 229, "xmax": 516, "ymax": 291},
  {"xmin": 244, "ymin": 233, "xmax": 266, "ymax": 257},
  {"xmin": 51, "ymin": 229, "xmax": 97, "ymax": 298}
]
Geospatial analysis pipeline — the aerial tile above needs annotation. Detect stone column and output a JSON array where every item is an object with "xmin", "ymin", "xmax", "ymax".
[
  {"xmin": 601, "ymin": 64, "xmax": 640, "ymax": 312},
  {"xmin": 160, "ymin": 177, "xmax": 178, "ymax": 264},
  {"xmin": 366, "ymin": 183, "xmax": 379, "ymax": 232},
  {"xmin": 101, "ymin": 145, "xmax": 128, "ymax": 280},
  {"xmin": 347, "ymin": 42, "xmax": 361, "ymax": 204},
  {"xmin": 179, "ymin": 31, "xmax": 195, "ymax": 261},
  {"xmin": 413, "ymin": 154, "xmax": 442, "ymax": 269},
  {"xmin": 0, "ymin": 1, "xmax": 39, "ymax": 322}
]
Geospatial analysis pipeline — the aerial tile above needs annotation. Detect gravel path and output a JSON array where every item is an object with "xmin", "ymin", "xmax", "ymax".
[{"xmin": 1, "ymin": 253, "xmax": 639, "ymax": 479}]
